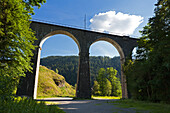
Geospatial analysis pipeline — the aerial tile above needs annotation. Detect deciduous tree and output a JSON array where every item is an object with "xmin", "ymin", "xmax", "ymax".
[{"xmin": 0, "ymin": 0, "xmax": 45, "ymax": 99}]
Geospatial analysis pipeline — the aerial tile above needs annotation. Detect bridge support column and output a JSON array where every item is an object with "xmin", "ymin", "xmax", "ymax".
[
  {"xmin": 16, "ymin": 48, "xmax": 38, "ymax": 98},
  {"xmin": 76, "ymin": 52, "xmax": 91, "ymax": 99},
  {"xmin": 121, "ymin": 58, "xmax": 128, "ymax": 99}
]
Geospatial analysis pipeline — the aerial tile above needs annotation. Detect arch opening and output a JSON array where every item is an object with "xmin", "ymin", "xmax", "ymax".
[
  {"xmin": 34, "ymin": 30, "xmax": 80, "ymax": 99},
  {"xmin": 91, "ymin": 37, "xmax": 125, "ymax": 59},
  {"xmin": 89, "ymin": 37, "xmax": 125, "ymax": 98}
]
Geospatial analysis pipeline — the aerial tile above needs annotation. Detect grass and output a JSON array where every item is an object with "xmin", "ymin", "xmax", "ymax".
[
  {"xmin": 37, "ymin": 101, "xmax": 60, "ymax": 105},
  {"xmin": 37, "ymin": 66, "xmax": 75, "ymax": 97},
  {"xmin": 92, "ymin": 96, "xmax": 121, "ymax": 99},
  {"xmin": 0, "ymin": 97, "xmax": 65, "ymax": 113},
  {"xmin": 37, "ymin": 95, "xmax": 75, "ymax": 99},
  {"xmin": 111, "ymin": 99, "xmax": 170, "ymax": 113}
]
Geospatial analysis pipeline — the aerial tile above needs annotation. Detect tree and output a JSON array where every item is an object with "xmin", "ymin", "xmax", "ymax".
[
  {"xmin": 96, "ymin": 67, "xmax": 121, "ymax": 96},
  {"xmin": 92, "ymin": 80, "xmax": 100, "ymax": 95},
  {"xmin": 105, "ymin": 79, "xmax": 112, "ymax": 96},
  {"xmin": 97, "ymin": 68, "xmax": 107, "ymax": 96},
  {"xmin": 125, "ymin": 0, "xmax": 170, "ymax": 102},
  {"xmin": 0, "ymin": 0, "xmax": 45, "ymax": 99},
  {"xmin": 107, "ymin": 67, "xmax": 122, "ymax": 96}
]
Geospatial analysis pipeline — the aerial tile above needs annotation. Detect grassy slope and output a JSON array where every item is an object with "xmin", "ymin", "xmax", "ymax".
[{"xmin": 37, "ymin": 65, "xmax": 75, "ymax": 97}]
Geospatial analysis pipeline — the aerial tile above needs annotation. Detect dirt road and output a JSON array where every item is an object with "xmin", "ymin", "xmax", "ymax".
[
  {"xmin": 58, "ymin": 99, "xmax": 135, "ymax": 113},
  {"xmin": 37, "ymin": 98, "xmax": 149, "ymax": 113}
]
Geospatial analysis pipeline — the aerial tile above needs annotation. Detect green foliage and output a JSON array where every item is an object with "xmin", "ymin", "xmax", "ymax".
[
  {"xmin": 107, "ymin": 67, "xmax": 122, "ymax": 96},
  {"xmin": 92, "ymin": 81, "xmax": 100, "ymax": 95},
  {"xmin": 105, "ymin": 79, "xmax": 112, "ymax": 96},
  {"xmin": 40, "ymin": 56, "xmax": 121, "ymax": 86},
  {"xmin": 93, "ymin": 67, "xmax": 122, "ymax": 96},
  {"xmin": 97, "ymin": 68, "xmax": 107, "ymax": 96},
  {"xmin": 124, "ymin": 0, "xmax": 170, "ymax": 103},
  {"xmin": 0, "ymin": 97, "xmax": 64, "ymax": 113},
  {"xmin": 0, "ymin": 0, "xmax": 45, "ymax": 99},
  {"xmin": 37, "ymin": 66, "xmax": 75, "ymax": 97},
  {"xmin": 56, "ymin": 68, "xmax": 59, "ymax": 74}
]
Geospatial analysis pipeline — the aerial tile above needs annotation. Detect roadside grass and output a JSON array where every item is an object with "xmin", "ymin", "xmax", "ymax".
[
  {"xmin": 92, "ymin": 96, "xmax": 121, "ymax": 100},
  {"xmin": 0, "ymin": 97, "xmax": 65, "ymax": 113},
  {"xmin": 111, "ymin": 99, "xmax": 170, "ymax": 113},
  {"xmin": 36, "ymin": 100, "xmax": 60, "ymax": 105},
  {"xmin": 37, "ymin": 95, "xmax": 75, "ymax": 99}
]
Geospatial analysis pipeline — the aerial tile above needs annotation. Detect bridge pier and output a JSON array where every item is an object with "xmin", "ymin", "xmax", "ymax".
[
  {"xmin": 16, "ymin": 21, "xmax": 138, "ymax": 100},
  {"xmin": 76, "ymin": 52, "xmax": 91, "ymax": 99}
]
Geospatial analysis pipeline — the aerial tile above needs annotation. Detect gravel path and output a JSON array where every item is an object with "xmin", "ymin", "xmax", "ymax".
[
  {"xmin": 57, "ymin": 99, "xmax": 136, "ymax": 113},
  {"xmin": 37, "ymin": 98, "xmax": 149, "ymax": 113}
]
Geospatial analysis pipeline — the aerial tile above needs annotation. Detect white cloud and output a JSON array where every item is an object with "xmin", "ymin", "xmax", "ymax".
[{"xmin": 90, "ymin": 11, "xmax": 143, "ymax": 36}]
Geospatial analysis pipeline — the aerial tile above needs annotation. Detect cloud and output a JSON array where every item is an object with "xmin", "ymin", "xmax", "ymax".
[{"xmin": 90, "ymin": 11, "xmax": 143, "ymax": 35}]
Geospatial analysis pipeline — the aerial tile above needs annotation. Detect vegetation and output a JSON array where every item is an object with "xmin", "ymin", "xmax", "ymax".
[
  {"xmin": 0, "ymin": 0, "xmax": 65, "ymax": 113},
  {"xmin": 0, "ymin": 0, "xmax": 45, "ymax": 99},
  {"xmin": 124, "ymin": 0, "xmax": 170, "ymax": 103},
  {"xmin": 0, "ymin": 97, "xmax": 64, "ymax": 113},
  {"xmin": 111, "ymin": 99, "xmax": 170, "ymax": 113},
  {"xmin": 40, "ymin": 56, "xmax": 121, "ymax": 86},
  {"xmin": 92, "ymin": 67, "xmax": 122, "ymax": 97},
  {"xmin": 92, "ymin": 96, "xmax": 121, "ymax": 99},
  {"xmin": 37, "ymin": 65, "xmax": 75, "ymax": 97}
]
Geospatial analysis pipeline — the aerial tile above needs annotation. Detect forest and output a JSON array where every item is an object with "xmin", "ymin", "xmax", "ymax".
[
  {"xmin": 40, "ymin": 56, "xmax": 121, "ymax": 86},
  {"xmin": 124, "ymin": 0, "xmax": 170, "ymax": 103}
]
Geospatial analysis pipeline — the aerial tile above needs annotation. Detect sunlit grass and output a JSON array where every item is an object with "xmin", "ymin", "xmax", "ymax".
[
  {"xmin": 37, "ymin": 95, "xmax": 75, "ymax": 99},
  {"xmin": 111, "ymin": 99, "xmax": 170, "ymax": 113},
  {"xmin": 0, "ymin": 97, "xmax": 65, "ymax": 113},
  {"xmin": 37, "ymin": 66, "xmax": 75, "ymax": 97},
  {"xmin": 37, "ymin": 101, "xmax": 60, "ymax": 105},
  {"xmin": 92, "ymin": 96, "xmax": 121, "ymax": 99}
]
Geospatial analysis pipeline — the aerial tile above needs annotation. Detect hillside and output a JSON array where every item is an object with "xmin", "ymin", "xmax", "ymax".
[
  {"xmin": 40, "ymin": 56, "xmax": 121, "ymax": 86},
  {"xmin": 37, "ymin": 65, "xmax": 75, "ymax": 97}
]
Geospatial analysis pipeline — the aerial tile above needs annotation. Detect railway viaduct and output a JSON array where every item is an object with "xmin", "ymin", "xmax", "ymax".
[{"xmin": 17, "ymin": 21, "xmax": 138, "ymax": 99}]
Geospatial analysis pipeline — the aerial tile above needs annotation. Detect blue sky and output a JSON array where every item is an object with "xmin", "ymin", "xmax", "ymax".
[{"xmin": 32, "ymin": 0, "xmax": 156, "ymax": 58}]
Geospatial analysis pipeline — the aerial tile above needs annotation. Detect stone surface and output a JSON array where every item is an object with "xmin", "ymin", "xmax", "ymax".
[{"xmin": 16, "ymin": 21, "xmax": 138, "ymax": 99}]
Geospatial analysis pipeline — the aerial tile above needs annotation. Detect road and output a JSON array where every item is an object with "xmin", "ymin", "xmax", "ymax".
[{"xmin": 37, "ymin": 98, "xmax": 149, "ymax": 113}]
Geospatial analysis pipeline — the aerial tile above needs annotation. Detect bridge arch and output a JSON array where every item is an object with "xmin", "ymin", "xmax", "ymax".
[
  {"xmin": 33, "ymin": 30, "xmax": 80, "ymax": 99},
  {"xmin": 16, "ymin": 21, "xmax": 138, "ymax": 99},
  {"xmin": 89, "ymin": 37, "xmax": 127, "ymax": 98},
  {"xmin": 90, "ymin": 37, "xmax": 125, "ymax": 59},
  {"xmin": 39, "ymin": 30, "xmax": 80, "ymax": 51}
]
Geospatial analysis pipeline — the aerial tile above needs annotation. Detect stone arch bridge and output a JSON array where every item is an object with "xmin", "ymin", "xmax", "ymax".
[{"xmin": 17, "ymin": 21, "xmax": 138, "ymax": 99}]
